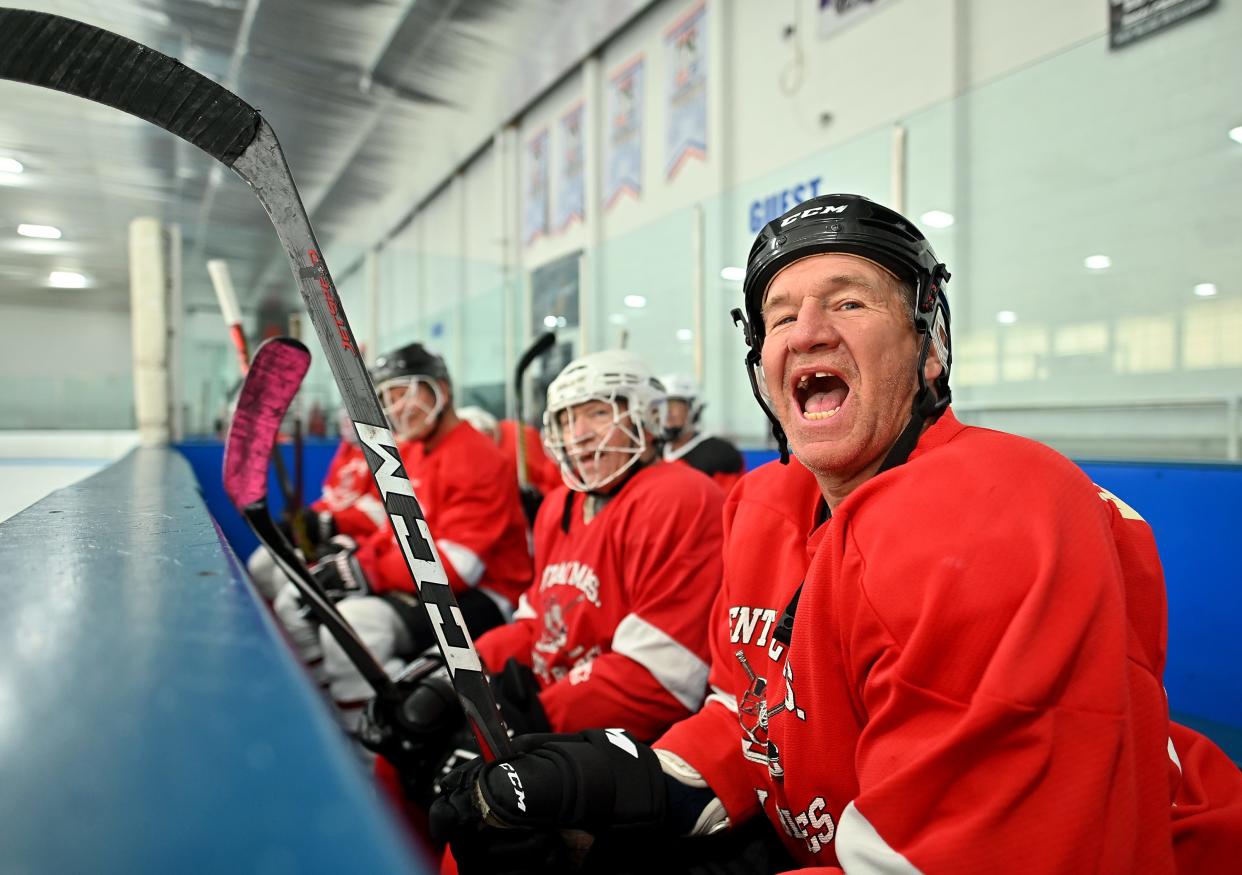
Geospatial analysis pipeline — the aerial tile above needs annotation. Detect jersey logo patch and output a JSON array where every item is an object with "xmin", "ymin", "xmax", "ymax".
[{"xmin": 735, "ymin": 649, "xmax": 806, "ymax": 782}]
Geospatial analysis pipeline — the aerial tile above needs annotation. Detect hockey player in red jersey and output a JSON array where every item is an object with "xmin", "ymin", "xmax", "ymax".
[
  {"xmin": 658, "ymin": 373, "xmax": 745, "ymax": 494},
  {"xmin": 364, "ymin": 349, "xmax": 724, "ymax": 821},
  {"xmin": 428, "ymin": 195, "xmax": 1242, "ymax": 874},
  {"xmin": 274, "ymin": 342, "xmax": 532, "ymax": 729},
  {"xmin": 474, "ymin": 349, "xmax": 722, "ymax": 738}
]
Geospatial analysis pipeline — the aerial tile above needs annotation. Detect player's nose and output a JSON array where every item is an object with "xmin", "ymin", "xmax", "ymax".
[{"xmin": 786, "ymin": 296, "xmax": 843, "ymax": 355}]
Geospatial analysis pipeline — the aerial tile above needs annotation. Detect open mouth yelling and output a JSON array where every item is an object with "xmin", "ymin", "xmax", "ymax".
[{"xmin": 793, "ymin": 370, "xmax": 850, "ymax": 421}]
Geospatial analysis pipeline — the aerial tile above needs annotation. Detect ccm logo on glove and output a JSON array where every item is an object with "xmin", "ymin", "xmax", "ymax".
[{"xmin": 500, "ymin": 762, "xmax": 528, "ymax": 812}]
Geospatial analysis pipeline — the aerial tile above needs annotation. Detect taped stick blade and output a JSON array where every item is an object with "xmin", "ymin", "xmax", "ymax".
[{"xmin": 223, "ymin": 337, "xmax": 311, "ymax": 508}]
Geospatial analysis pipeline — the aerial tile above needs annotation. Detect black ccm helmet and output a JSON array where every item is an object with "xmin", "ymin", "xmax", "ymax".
[
  {"xmin": 371, "ymin": 342, "xmax": 452, "ymax": 438},
  {"xmin": 371, "ymin": 342, "xmax": 450, "ymax": 386},
  {"xmin": 730, "ymin": 193, "xmax": 952, "ymax": 465}
]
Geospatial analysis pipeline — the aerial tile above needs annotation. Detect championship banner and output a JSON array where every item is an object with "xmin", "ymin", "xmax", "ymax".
[
  {"xmin": 665, "ymin": 3, "xmax": 707, "ymax": 180},
  {"xmin": 557, "ymin": 102, "xmax": 585, "ymax": 230},
  {"xmin": 1109, "ymin": 0, "xmax": 1217, "ymax": 50},
  {"xmin": 605, "ymin": 56, "xmax": 644, "ymax": 208},
  {"xmin": 817, "ymin": 0, "xmax": 897, "ymax": 40},
  {"xmin": 523, "ymin": 128, "xmax": 550, "ymax": 246}
]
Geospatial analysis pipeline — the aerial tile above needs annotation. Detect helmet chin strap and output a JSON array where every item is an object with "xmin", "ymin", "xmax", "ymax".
[{"xmin": 877, "ymin": 328, "xmax": 949, "ymax": 474}]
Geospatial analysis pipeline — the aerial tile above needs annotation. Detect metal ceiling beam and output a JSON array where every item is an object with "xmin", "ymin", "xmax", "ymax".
[
  {"xmin": 189, "ymin": 0, "xmax": 264, "ymax": 276},
  {"xmin": 245, "ymin": 0, "xmax": 462, "ymax": 301}
]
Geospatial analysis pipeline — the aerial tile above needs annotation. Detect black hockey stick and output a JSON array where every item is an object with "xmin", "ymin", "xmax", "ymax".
[
  {"xmin": 222, "ymin": 336, "xmax": 402, "ymax": 706},
  {"xmin": 0, "ymin": 9, "xmax": 511, "ymax": 761},
  {"xmin": 513, "ymin": 331, "xmax": 556, "ymax": 490}
]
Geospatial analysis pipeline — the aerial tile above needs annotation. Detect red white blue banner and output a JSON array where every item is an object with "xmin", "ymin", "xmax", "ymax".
[
  {"xmin": 665, "ymin": 3, "xmax": 707, "ymax": 180},
  {"xmin": 557, "ymin": 102, "xmax": 585, "ymax": 230},
  {"xmin": 523, "ymin": 128, "xmax": 550, "ymax": 246},
  {"xmin": 605, "ymin": 56, "xmax": 644, "ymax": 208}
]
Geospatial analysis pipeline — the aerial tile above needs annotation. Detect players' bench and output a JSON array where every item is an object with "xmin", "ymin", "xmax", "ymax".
[{"xmin": 0, "ymin": 446, "xmax": 429, "ymax": 872}]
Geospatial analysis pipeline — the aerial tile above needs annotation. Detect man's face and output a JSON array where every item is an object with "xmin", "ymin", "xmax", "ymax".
[
  {"xmin": 758, "ymin": 253, "xmax": 940, "ymax": 491},
  {"xmin": 555, "ymin": 398, "xmax": 638, "ymax": 488},
  {"xmin": 663, "ymin": 399, "xmax": 690, "ymax": 434},
  {"xmin": 380, "ymin": 378, "xmax": 443, "ymax": 441}
]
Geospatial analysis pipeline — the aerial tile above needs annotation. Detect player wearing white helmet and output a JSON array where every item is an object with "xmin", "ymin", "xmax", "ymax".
[
  {"xmin": 372, "ymin": 350, "xmax": 726, "ymax": 821},
  {"xmin": 657, "ymin": 373, "xmax": 745, "ymax": 494},
  {"xmin": 542, "ymin": 350, "xmax": 667, "ymax": 496}
]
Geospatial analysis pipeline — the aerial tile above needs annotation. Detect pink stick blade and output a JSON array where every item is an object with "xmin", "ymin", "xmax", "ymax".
[{"xmin": 222, "ymin": 337, "xmax": 311, "ymax": 509}]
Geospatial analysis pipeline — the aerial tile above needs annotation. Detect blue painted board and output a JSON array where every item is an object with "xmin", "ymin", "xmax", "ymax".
[
  {"xmin": 0, "ymin": 449, "xmax": 431, "ymax": 873},
  {"xmin": 176, "ymin": 438, "xmax": 338, "ymax": 561}
]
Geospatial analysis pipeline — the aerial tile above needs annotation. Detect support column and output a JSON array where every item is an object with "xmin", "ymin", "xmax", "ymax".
[
  {"xmin": 583, "ymin": 54, "xmax": 604, "ymax": 355},
  {"xmin": 129, "ymin": 217, "xmax": 171, "ymax": 446}
]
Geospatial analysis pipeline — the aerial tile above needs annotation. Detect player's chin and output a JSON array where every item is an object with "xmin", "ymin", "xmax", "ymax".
[{"xmin": 786, "ymin": 434, "xmax": 858, "ymax": 476}]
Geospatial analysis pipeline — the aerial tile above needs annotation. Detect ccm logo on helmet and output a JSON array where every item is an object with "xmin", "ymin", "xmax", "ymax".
[{"xmin": 779, "ymin": 204, "xmax": 848, "ymax": 227}]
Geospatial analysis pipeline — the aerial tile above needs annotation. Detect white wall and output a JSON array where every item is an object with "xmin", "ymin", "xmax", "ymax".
[{"xmin": 0, "ymin": 303, "xmax": 134, "ymax": 429}]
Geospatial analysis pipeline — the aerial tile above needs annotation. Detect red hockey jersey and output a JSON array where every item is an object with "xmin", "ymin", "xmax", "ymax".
[
  {"xmin": 475, "ymin": 461, "xmax": 724, "ymax": 741},
  {"xmin": 310, "ymin": 439, "xmax": 387, "ymax": 540},
  {"xmin": 355, "ymin": 421, "xmax": 532, "ymax": 613},
  {"xmin": 657, "ymin": 409, "xmax": 1242, "ymax": 873}
]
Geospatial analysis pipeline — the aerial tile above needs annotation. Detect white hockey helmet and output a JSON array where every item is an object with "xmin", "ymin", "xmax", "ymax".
[
  {"xmin": 656, "ymin": 373, "xmax": 704, "ymax": 440},
  {"xmin": 457, "ymin": 405, "xmax": 500, "ymax": 443},
  {"xmin": 542, "ymin": 349, "xmax": 666, "ymax": 492}
]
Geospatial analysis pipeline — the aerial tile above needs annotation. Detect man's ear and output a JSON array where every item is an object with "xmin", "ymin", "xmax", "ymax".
[{"xmin": 922, "ymin": 340, "xmax": 945, "ymax": 385}]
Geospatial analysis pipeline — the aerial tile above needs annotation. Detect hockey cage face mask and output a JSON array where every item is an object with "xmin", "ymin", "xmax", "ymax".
[
  {"xmin": 543, "ymin": 393, "xmax": 649, "ymax": 493},
  {"xmin": 377, "ymin": 375, "xmax": 445, "ymax": 441}
]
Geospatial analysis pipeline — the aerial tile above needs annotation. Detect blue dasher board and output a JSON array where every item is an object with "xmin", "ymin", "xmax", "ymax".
[{"xmin": 0, "ymin": 449, "xmax": 431, "ymax": 873}]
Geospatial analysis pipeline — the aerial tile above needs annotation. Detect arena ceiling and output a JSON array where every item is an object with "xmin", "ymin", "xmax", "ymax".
[{"xmin": 0, "ymin": 0, "xmax": 652, "ymax": 315}]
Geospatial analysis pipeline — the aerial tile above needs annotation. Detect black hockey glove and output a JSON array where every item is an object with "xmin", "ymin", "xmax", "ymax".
[
  {"xmin": 278, "ymin": 508, "xmax": 335, "ymax": 551},
  {"xmin": 311, "ymin": 532, "xmax": 356, "ymax": 562},
  {"xmin": 360, "ymin": 657, "xmax": 552, "ymax": 808},
  {"xmin": 430, "ymin": 754, "xmax": 573, "ymax": 875},
  {"xmin": 358, "ymin": 655, "xmax": 461, "ymax": 796},
  {"xmin": 428, "ymin": 729, "xmax": 668, "ymax": 874},
  {"xmin": 308, "ymin": 540, "xmax": 369, "ymax": 601}
]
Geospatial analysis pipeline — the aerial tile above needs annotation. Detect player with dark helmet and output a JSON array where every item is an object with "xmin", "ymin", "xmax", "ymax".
[
  {"xmin": 370, "ymin": 341, "xmax": 453, "ymax": 442},
  {"xmin": 244, "ymin": 349, "xmax": 457, "ymax": 605},
  {"xmin": 272, "ymin": 340, "xmax": 532, "ymax": 736},
  {"xmin": 731, "ymin": 193, "xmax": 951, "ymax": 468}
]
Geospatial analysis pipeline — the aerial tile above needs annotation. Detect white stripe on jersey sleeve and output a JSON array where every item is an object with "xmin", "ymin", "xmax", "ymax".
[
  {"xmin": 354, "ymin": 494, "xmax": 388, "ymax": 527},
  {"xmin": 611, "ymin": 613, "xmax": 709, "ymax": 711},
  {"xmin": 436, "ymin": 539, "xmax": 485, "ymax": 586},
  {"xmin": 1168, "ymin": 736, "xmax": 1183, "ymax": 774},
  {"xmin": 837, "ymin": 801, "xmax": 923, "ymax": 874},
  {"xmin": 705, "ymin": 686, "xmax": 738, "ymax": 714},
  {"xmin": 513, "ymin": 593, "xmax": 538, "ymax": 621}
]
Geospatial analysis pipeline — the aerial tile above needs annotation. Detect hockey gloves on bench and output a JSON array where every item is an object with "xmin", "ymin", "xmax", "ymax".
[
  {"xmin": 308, "ymin": 538, "xmax": 369, "ymax": 602},
  {"xmin": 278, "ymin": 508, "xmax": 336, "ymax": 554},
  {"xmin": 360, "ymin": 657, "xmax": 551, "ymax": 808},
  {"xmin": 428, "ymin": 728, "xmax": 668, "ymax": 874}
]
